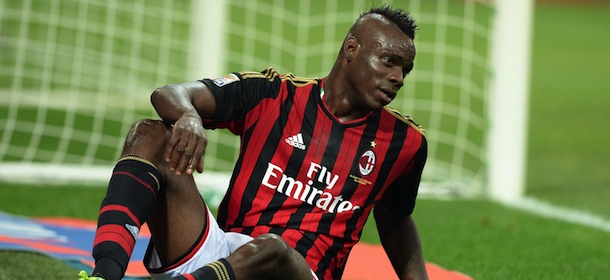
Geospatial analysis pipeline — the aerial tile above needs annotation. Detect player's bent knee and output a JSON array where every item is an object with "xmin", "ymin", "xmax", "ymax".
[
  {"xmin": 235, "ymin": 233, "xmax": 292, "ymax": 266},
  {"xmin": 229, "ymin": 234, "xmax": 312, "ymax": 280},
  {"xmin": 122, "ymin": 119, "xmax": 171, "ymax": 162},
  {"xmin": 253, "ymin": 234, "xmax": 307, "ymax": 270},
  {"xmin": 128, "ymin": 119, "xmax": 170, "ymax": 137},
  {"xmin": 254, "ymin": 234, "xmax": 312, "ymax": 279},
  {"xmin": 254, "ymin": 234, "xmax": 291, "ymax": 257}
]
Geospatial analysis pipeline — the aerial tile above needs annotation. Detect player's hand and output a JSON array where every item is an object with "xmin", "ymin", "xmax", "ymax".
[{"xmin": 165, "ymin": 114, "xmax": 206, "ymax": 175}]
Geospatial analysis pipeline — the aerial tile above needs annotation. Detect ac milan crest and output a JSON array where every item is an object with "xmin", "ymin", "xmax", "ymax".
[{"xmin": 358, "ymin": 149, "xmax": 376, "ymax": 176}]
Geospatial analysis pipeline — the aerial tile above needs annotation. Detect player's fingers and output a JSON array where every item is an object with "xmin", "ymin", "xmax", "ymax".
[
  {"xmin": 189, "ymin": 138, "xmax": 207, "ymax": 174},
  {"xmin": 165, "ymin": 133, "xmax": 180, "ymax": 163},
  {"xmin": 166, "ymin": 124, "xmax": 188, "ymax": 162},
  {"xmin": 177, "ymin": 129, "xmax": 205, "ymax": 175},
  {"xmin": 182, "ymin": 126, "xmax": 206, "ymax": 174},
  {"xmin": 169, "ymin": 137, "xmax": 191, "ymax": 175},
  {"xmin": 170, "ymin": 144, "xmax": 186, "ymax": 173},
  {"xmin": 168, "ymin": 120, "xmax": 205, "ymax": 175},
  {"xmin": 195, "ymin": 149, "xmax": 205, "ymax": 174},
  {"xmin": 174, "ymin": 139, "xmax": 193, "ymax": 175}
]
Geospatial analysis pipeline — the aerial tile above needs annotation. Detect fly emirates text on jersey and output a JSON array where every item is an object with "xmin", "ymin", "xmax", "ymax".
[{"xmin": 261, "ymin": 162, "xmax": 361, "ymax": 213}]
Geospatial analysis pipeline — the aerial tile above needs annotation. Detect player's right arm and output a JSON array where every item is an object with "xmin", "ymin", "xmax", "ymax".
[{"xmin": 150, "ymin": 82, "xmax": 216, "ymax": 175}]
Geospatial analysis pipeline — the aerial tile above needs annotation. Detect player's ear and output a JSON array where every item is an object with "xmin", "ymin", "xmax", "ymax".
[{"xmin": 344, "ymin": 36, "xmax": 359, "ymax": 62}]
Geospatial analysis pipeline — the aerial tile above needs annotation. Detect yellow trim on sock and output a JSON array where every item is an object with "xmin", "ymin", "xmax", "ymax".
[
  {"xmin": 208, "ymin": 261, "xmax": 230, "ymax": 280},
  {"xmin": 118, "ymin": 155, "xmax": 156, "ymax": 168},
  {"xmin": 117, "ymin": 155, "xmax": 161, "ymax": 191}
]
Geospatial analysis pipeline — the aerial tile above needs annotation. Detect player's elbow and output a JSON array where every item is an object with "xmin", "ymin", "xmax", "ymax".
[{"xmin": 150, "ymin": 84, "xmax": 176, "ymax": 106}]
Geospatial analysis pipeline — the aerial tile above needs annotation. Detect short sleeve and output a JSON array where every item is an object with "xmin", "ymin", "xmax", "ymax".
[
  {"xmin": 378, "ymin": 137, "xmax": 427, "ymax": 216},
  {"xmin": 199, "ymin": 69, "xmax": 283, "ymax": 132}
]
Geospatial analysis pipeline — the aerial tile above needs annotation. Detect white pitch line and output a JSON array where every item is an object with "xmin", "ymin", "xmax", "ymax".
[
  {"xmin": 504, "ymin": 197, "xmax": 610, "ymax": 233},
  {"xmin": 2, "ymin": 163, "xmax": 609, "ymax": 233}
]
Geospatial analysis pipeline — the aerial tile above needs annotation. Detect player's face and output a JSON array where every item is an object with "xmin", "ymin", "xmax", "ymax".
[{"xmin": 348, "ymin": 21, "xmax": 415, "ymax": 111}]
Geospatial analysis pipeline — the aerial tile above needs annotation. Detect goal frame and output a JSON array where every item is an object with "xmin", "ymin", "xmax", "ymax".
[
  {"xmin": 0, "ymin": 0, "xmax": 533, "ymax": 203},
  {"xmin": 487, "ymin": 0, "xmax": 533, "ymax": 201}
]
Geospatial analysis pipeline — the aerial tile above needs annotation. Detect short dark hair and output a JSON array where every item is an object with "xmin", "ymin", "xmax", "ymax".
[{"xmin": 361, "ymin": 5, "xmax": 418, "ymax": 40}]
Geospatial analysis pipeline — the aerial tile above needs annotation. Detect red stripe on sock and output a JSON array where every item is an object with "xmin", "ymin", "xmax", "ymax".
[
  {"xmin": 94, "ymin": 224, "xmax": 136, "ymax": 258},
  {"xmin": 99, "ymin": 204, "xmax": 141, "ymax": 227},
  {"xmin": 183, "ymin": 274, "xmax": 196, "ymax": 280},
  {"xmin": 113, "ymin": 170, "xmax": 157, "ymax": 197}
]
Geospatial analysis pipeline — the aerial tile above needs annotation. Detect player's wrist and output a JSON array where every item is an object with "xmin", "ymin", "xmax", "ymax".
[{"xmin": 179, "ymin": 112, "xmax": 203, "ymax": 126}]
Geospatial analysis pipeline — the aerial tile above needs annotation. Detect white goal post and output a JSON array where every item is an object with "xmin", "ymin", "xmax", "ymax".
[
  {"xmin": 488, "ymin": 0, "xmax": 533, "ymax": 201},
  {"xmin": 0, "ymin": 0, "xmax": 532, "ymax": 202}
]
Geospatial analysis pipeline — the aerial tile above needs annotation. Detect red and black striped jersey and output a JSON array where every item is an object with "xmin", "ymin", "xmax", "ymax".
[{"xmin": 200, "ymin": 68, "xmax": 427, "ymax": 280}]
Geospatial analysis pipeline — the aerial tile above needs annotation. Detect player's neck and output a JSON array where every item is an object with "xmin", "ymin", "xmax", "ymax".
[{"xmin": 321, "ymin": 79, "xmax": 372, "ymax": 123}]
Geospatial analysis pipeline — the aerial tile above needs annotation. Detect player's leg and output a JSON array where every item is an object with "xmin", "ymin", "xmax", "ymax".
[
  {"xmin": 90, "ymin": 119, "xmax": 311, "ymax": 280},
  {"xmin": 145, "ymin": 144, "xmax": 208, "ymax": 265},
  {"xmin": 227, "ymin": 234, "xmax": 314, "ymax": 280},
  {"xmin": 172, "ymin": 233, "xmax": 315, "ymax": 280},
  {"xmin": 90, "ymin": 119, "xmax": 207, "ymax": 280}
]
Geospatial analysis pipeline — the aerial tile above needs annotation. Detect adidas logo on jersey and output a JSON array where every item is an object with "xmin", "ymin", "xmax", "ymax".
[{"xmin": 285, "ymin": 133, "xmax": 306, "ymax": 150}]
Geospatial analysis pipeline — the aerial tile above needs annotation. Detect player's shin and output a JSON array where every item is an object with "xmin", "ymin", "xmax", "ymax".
[{"xmin": 91, "ymin": 156, "xmax": 161, "ymax": 280}]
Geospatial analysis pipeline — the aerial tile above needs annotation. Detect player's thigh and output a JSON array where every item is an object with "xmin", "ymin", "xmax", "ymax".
[
  {"xmin": 147, "ymin": 208, "xmax": 251, "ymax": 279},
  {"xmin": 147, "ymin": 171, "xmax": 207, "ymax": 264}
]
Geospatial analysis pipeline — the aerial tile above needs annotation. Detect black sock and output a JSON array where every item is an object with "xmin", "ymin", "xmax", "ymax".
[
  {"xmin": 92, "ymin": 156, "xmax": 161, "ymax": 280},
  {"xmin": 171, "ymin": 258, "xmax": 236, "ymax": 280}
]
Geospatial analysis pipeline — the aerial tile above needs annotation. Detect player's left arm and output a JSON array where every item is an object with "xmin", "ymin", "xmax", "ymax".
[
  {"xmin": 375, "ymin": 134, "xmax": 428, "ymax": 279},
  {"xmin": 374, "ymin": 205, "xmax": 428, "ymax": 280}
]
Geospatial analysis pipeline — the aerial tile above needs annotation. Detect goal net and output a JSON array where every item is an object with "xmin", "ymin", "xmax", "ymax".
[{"xmin": 0, "ymin": 0, "xmax": 530, "ymax": 200}]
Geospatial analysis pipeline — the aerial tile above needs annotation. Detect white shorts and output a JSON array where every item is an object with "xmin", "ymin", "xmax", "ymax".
[{"xmin": 144, "ymin": 206, "xmax": 253, "ymax": 280}]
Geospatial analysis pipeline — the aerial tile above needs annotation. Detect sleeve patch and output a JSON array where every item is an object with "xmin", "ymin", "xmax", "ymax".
[{"xmin": 212, "ymin": 73, "xmax": 240, "ymax": 87}]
